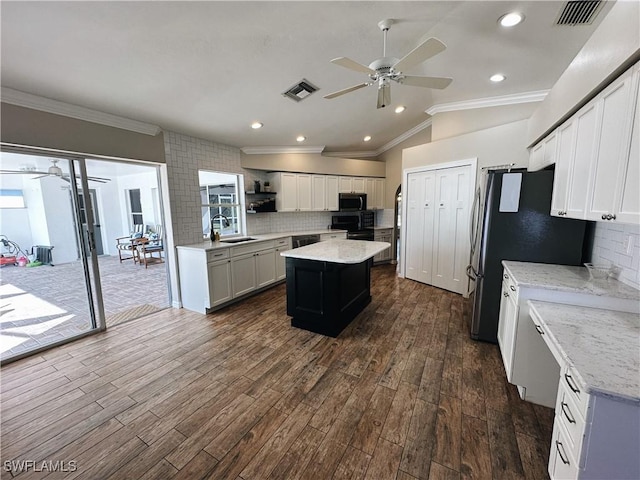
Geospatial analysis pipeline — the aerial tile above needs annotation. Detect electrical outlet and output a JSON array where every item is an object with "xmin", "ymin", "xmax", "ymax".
[{"xmin": 623, "ymin": 234, "xmax": 634, "ymax": 255}]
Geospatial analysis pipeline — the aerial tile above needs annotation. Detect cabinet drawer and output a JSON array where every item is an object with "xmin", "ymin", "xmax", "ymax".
[
  {"xmin": 231, "ymin": 240, "xmax": 275, "ymax": 257},
  {"xmin": 207, "ymin": 249, "xmax": 230, "ymax": 262},
  {"xmin": 274, "ymin": 237, "xmax": 291, "ymax": 248},
  {"xmin": 321, "ymin": 233, "xmax": 346, "ymax": 241},
  {"xmin": 561, "ymin": 366, "xmax": 590, "ymax": 418},
  {"xmin": 556, "ymin": 379, "xmax": 587, "ymax": 463},
  {"xmin": 502, "ymin": 271, "xmax": 519, "ymax": 303},
  {"xmin": 550, "ymin": 420, "xmax": 580, "ymax": 480}
]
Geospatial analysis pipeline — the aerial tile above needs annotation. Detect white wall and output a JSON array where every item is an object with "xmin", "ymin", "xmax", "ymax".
[
  {"xmin": 0, "ymin": 175, "xmax": 33, "ymax": 256},
  {"xmin": 403, "ymin": 119, "xmax": 530, "ymax": 173},
  {"xmin": 527, "ymin": 0, "xmax": 640, "ymax": 145}
]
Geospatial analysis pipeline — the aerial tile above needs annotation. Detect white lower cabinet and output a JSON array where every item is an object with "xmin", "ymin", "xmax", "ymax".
[
  {"xmin": 497, "ymin": 279, "xmax": 518, "ymax": 381},
  {"xmin": 373, "ymin": 228, "xmax": 392, "ymax": 263},
  {"xmin": 177, "ymin": 237, "xmax": 290, "ymax": 313},
  {"xmin": 207, "ymin": 258, "xmax": 232, "ymax": 308},
  {"xmin": 231, "ymin": 252, "xmax": 257, "ymax": 297}
]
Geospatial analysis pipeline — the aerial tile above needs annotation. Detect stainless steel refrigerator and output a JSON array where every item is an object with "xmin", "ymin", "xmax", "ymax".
[{"xmin": 467, "ymin": 168, "xmax": 588, "ymax": 343}]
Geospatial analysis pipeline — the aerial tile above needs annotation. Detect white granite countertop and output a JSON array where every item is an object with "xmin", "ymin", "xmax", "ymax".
[
  {"xmin": 528, "ymin": 300, "xmax": 640, "ymax": 404},
  {"xmin": 176, "ymin": 229, "xmax": 347, "ymax": 252},
  {"xmin": 373, "ymin": 225, "xmax": 394, "ymax": 230},
  {"xmin": 281, "ymin": 239, "xmax": 390, "ymax": 264},
  {"xmin": 502, "ymin": 261, "xmax": 640, "ymax": 300}
]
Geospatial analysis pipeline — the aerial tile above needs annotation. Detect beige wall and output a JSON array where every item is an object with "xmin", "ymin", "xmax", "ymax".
[
  {"xmin": 240, "ymin": 152, "xmax": 385, "ymax": 177},
  {"xmin": 431, "ymin": 103, "xmax": 538, "ymax": 142},
  {"xmin": 527, "ymin": 0, "xmax": 640, "ymax": 146},
  {"xmin": 1, "ymin": 103, "xmax": 166, "ymax": 163},
  {"xmin": 402, "ymin": 118, "xmax": 530, "ymax": 173},
  {"xmin": 378, "ymin": 126, "xmax": 432, "ymax": 208}
]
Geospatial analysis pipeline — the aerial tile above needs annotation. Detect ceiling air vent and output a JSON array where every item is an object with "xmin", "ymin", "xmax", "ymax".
[
  {"xmin": 556, "ymin": 0, "xmax": 603, "ymax": 25},
  {"xmin": 283, "ymin": 79, "xmax": 319, "ymax": 102}
]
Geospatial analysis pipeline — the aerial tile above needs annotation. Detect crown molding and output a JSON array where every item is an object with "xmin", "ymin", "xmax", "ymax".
[
  {"xmin": 1, "ymin": 88, "xmax": 161, "ymax": 136},
  {"xmin": 321, "ymin": 150, "xmax": 379, "ymax": 159},
  {"xmin": 425, "ymin": 90, "xmax": 549, "ymax": 116},
  {"xmin": 240, "ymin": 145, "xmax": 325, "ymax": 155},
  {"xmin": 377, "ymin": 118, "xmax": 433, "ymax": 154}
]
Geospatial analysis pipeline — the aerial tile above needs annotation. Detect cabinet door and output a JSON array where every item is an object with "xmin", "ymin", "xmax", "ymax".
[
  {"xmin": 529, "ymin": 142, "xmax": 545, "ymax": 172},
  {"xmin": 586, "ymin": 69, "xmax": 635, "ymax": 221},
  {"xmin": 296, "ymin": 174, "xmax": 312, "ymax": 211},
  {"xmin": 256, "ymin": 250, "xmax": 276, "ymax": 288},
  {"xmin": 325, "ymin": 176, "xmax": 339, "ymax": 211},
  {"xmin": 551, "ymin": 120, "xmax": 577, "ymax": 217},
  {"xmin": 365, "ymin": 178, "xmax": 376, "ymax": 207},
  {"xmin": 497, "ymin": 281, "xmax": 518, "ymax": 380},
  {"xmin": 339, "ymin": 176, "xmax": 353, "ymax": 193},
  {"xmin": 311, "ymin": 175, "xmax": 326, "ymax": 211},
  {"xmin": 280, "ymin": 173, "xmax": 299, "ymax": 212},
  {"xmin": 275, "ymin": 247, "xmax": 289, "ymax": 280},
  {"xmin": 542, "ymin": 132, "xmax": 558, "ymax": 169},
  {"xmin": 352, "ymin": 177, "xmax": 365, "ymax": 193},
  {"xmin": 615, "ymin": 69, "xmax": 640, "ymax": 224},
  {"xmin": 208, "ymin": 259, "xmax": 232, "ymax": 308},
  {"xmin": 374, "ymin": 178, "xmax": 385, "ymax": 209},
  {"xmin": 565, "ymin": 102, "xmax": 600, "ymax": 219},
  {"xmin": 231, "ymin": 253, "xmax": 257, "ymax": 297}
]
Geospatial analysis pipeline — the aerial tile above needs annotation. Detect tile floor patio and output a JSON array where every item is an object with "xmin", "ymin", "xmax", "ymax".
[{"xmin": 0, "ymin": 255, "xmax": 169, "ymax": 361}]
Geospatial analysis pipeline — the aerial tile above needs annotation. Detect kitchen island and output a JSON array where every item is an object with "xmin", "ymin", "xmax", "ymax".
[{"xmin": 281, "ymin": 240, "xmax": 390, "ymax": 337}]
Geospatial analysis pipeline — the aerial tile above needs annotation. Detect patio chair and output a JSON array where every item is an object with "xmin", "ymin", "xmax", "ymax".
[
  {"xmin": 115, "ymin": 224, "xmax": 146, "ymax": 263},
  {"xmin": 138, "ymin": 225, "xmax": 164, "ymax": 268}
]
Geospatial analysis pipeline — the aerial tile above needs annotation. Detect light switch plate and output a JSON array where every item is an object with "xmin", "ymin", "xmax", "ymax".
[{"xmin": 623, "ymin": 234, "xmax": 634, "ymax": 255}]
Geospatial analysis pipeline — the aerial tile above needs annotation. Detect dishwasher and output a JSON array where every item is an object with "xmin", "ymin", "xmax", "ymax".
[{"xmin": 291, "ymin": 234, "xmax": 320, "ymax": 248}]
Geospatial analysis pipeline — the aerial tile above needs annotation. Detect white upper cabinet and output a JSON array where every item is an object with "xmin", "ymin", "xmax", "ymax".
[
  {"xmin": 528, "ymin": 131, "xmax": 557, "ymax": 172},
  {"xmin": 311, "ymin": 175, "xmax": 327, "ymax": 211},
  {"xmin": 338, "ymin": 176, "xmax": 353, "ymax": 193},
  {"xmin": 549, "ymin": 62, "xmax": 640, "ymax": 225},
  {"xmin": 269, "ymin": 172, "xmax": 312, "ymax": 212},
  {"xmin": 352, "ymin": 177, "xmax": 365, "ymax": 193},
  {"xmin": 325, "ymin": 176, "xmax": 339, "ymax": 211},
  {"xmin": 374, "ymin": 178, "xmax": 385, "ymax": 210},
  {"xmin": 585, "ymin": 67, "xmax": 636, "ymax": 221},
  {"xmin": 296, "ymin": 174, "xmax": 312, "ymax": 211},
  {"xmin": 365, "ymin": 178, "xmax": 376, "ymax": 207}
]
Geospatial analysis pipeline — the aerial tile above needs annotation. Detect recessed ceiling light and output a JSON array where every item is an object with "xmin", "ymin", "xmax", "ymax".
[
  {"xmin": 490, "ymin": 74, "xmax": 506, "ymax": 83},
  {"xmin": 499, "ymin": 12, "xmax": 524, "ymax": 27},
  {"xmin": 394, "ymin": 106, "xmax": 406, "ymax": 114},
  {"xmin": 363, "ymin": 136, "xmax": 372, "ymax": 142},
  {"xmin": 251, "ymin": 122, "xmax": 263, "ymax": 129},
  {"xmin": 296, "ymin": 136, "xmax": 306, "ymax": 142}
]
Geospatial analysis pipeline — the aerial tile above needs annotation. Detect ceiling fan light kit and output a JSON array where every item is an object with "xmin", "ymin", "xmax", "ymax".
[{"xmin": 324, "ymin": 18, "xmax": 452, "ymax": 109}]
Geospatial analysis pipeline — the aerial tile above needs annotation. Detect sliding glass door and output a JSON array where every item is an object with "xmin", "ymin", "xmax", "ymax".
[{"xmin": 0, "ymin": 152, "xmax": 105, "ymax": 361}]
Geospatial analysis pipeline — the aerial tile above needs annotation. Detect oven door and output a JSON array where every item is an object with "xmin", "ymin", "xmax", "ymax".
[{"xmin": 347, "ymin": 230, "xmax": 374, "ymax": 241}]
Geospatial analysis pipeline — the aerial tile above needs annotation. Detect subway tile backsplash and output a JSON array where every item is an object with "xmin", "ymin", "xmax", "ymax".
[{"xmin": 590, "ymin": 222, "xmax": 640, "ymax": 290}]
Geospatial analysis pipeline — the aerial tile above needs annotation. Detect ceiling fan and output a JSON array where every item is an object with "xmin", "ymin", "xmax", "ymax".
[
  {"xmin": 324, "ymin": 19, "xmax": 453, "ymax": 108},
  {"xmin": 0, "ymin": 159, "xmax": 110, "ymax": 183}
]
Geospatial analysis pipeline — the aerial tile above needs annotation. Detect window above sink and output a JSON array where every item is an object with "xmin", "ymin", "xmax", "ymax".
[{"xmin": 199, "ymin": 170, "xmax": 246, "ymax": 240}]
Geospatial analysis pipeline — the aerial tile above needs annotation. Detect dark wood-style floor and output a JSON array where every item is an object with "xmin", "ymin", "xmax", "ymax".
[{"xmin": 0, "ymin": 265, "xmax": 554, "ymax": 480}]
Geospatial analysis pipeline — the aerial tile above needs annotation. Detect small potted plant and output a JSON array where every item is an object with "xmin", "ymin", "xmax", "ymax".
[{"xmin": 263, "ymin": 181, "xmax": 271, "ymax": 192}]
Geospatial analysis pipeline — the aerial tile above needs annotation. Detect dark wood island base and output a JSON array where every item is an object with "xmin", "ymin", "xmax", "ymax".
[{"xmin": 285, "ymin": 257, "xmax": 373, "ymax": 337}]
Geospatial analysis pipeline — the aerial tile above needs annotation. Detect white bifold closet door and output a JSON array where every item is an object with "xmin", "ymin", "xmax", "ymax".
[{"xmin": 405, "ymin": 164, "xmax": 472, "ymax": 295}]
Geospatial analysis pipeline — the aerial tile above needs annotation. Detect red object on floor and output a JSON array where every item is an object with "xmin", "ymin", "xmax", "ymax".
[{"xmin": 0, "ymin": 255, "xmax": 17, "ymax": 266}]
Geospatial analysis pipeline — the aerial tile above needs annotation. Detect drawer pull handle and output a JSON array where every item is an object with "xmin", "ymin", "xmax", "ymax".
[
  {"xmin": 564, "ymin": 373, "xmax": 580, "ymax": 394},
  {"xmin": 556, "ymin": 441, "xmax": 571, "ymax": 465},
  {"xmin": 535, "ymin": 325, "xmax": 544, "ymax": 335},
  {"xmin": 561, "ymin": 402, "xmax": 576, "ymax": 424},
  {"xmin": 213, "ymin": 253, "xmax": 224, "ymax": 257},
  {"xmin": 509, "ymin": 285, "xmax": 516, "ymax": 292}
]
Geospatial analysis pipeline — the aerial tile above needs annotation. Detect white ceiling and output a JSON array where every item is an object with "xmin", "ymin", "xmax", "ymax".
[{"xmin": 0, "ymin": 1, "xmax": 610, "ymax": 155}]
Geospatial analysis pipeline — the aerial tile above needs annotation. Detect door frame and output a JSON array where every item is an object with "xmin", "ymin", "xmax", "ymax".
[{"xmin": 399, "ymin": 158, "xmax": 478, "ymax": 290}]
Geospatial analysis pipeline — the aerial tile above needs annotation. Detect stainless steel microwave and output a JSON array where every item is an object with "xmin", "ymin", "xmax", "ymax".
[{"xmin": 339, "ymin": 193, "xmax": 367, "ymax": 211}]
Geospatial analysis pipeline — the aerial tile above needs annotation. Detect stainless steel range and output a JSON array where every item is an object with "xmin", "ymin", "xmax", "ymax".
[{"xmin": 330, "ymin": 213, "xmax": 374, "ymax": 241}]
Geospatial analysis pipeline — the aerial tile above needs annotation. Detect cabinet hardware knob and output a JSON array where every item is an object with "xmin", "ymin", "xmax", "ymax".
[
  {"xmin": 510, "ymin": 285, "xmax": 516, "ymax": 292},
  {"xmin": 561, "ymin": 402, "xmax": 576, "ymax": 424},
  {"xmin": 504, "ymin": 274, "xmax": 508, "ymax": 279},
  {"xmin": 564, "ymin": 373, "xmax": 580, "ymax": 394},
  {"xmin": 425, "ymin": 203, "xmax": 429, "ymax": 207},
  {"xmin": 602, "ymin": 214, "xmax": 608, "ymax": 220},
  {"xmin": 440, "ymin": 203, "xmax": 444, "ymax": 206},
  {"xmin": 611, "ymin": 214, "xmax": 617, "ymax": 220},
  {"xmin": 503, "ymin": 292, "xmax": 509, "ymax": 297},
  {"xmin": 555, "ymin": 441, "xmax": 571, "ymax": 465},
  {"xmin": 535, "ymin": 325, "xmax": 544, "ymax": 335}
]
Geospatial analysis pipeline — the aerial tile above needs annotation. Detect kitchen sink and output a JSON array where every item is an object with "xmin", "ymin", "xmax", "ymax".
[{"xmin": 220, "ymin": 237, "xmax": 256, "ymax": 244}]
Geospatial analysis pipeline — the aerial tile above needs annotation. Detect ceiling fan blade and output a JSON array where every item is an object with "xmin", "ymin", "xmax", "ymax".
[
  {"xmin": 31, "ymin": 174, "xmax": 50, "ymax": 179},
  {"xmin": 393, "ymin": 37, "xmax": 447, "ymax": 73},
  {"xmin": 330, "ymin": 57, "xmax": 375, "ymax": 75},
  {"xmin": 0, "ymin": 170, "xmax": 48, "ymax": 175},
  {"xmin": 88, "ymin": 177, "xmax": 110, "ymax": 183},
  {"xmin": 323, "ymin": 83, "xmax": 370, "ymax": 99},
  {"xmin": 377, "ymin": 83, "xmax": 391, "ymax": 109},
  {"xmin": 399, "ymin": 75, "xmax": 453, "ymax": 89}
]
